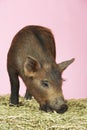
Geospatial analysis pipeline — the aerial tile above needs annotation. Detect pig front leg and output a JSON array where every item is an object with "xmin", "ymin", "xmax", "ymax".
[
  {"xmin": 8, "ymin": 68, "xmax": 19, "ymax": 105},
  {"xmin": 24, "ymin": 88, "xmax": 32, "ymax": 100}
]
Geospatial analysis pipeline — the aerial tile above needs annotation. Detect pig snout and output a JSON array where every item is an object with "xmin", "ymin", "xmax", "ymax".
[
  {"xmin": 40, "ymin": 97, "xmax": 68, "ymax": 114},
  {"xmin": 54, "ymin": 97, "xmax": 68, "ymax": 113},
  {"xmin": 56, "ymin": 104, "xmax": 68, "ymax": 113}
]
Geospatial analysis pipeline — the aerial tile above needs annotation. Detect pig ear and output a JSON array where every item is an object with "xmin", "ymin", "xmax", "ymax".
[
  {"xmin": 58, "ymin": 58, "xmax": 75, "ymax": 73},
  {"xmin": 24, "ymin": 56, "xmax": 41, "ymax": 77}
]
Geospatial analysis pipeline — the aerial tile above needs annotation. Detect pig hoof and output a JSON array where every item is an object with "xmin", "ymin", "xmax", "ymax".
[
  {"xmin": 24, "ymin": 94, "xmax": 32, "ymax": 100},
  {"xmin": 9, "ymin": 103, "xmax": 18, "ymax": 107},
  {"xmin": 9, "ymin": 102, "xmax": 24, "ymax": 107}
]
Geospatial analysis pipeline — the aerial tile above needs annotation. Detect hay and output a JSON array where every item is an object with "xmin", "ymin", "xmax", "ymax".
[{"xmin": 0, "ymin": 95, "xmax": 87, "ymax": 130}]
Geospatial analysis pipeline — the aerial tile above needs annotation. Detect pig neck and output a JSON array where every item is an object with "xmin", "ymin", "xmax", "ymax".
[{"xmin": 37, "ymin": 52, "xmax": 56, "ymax": 66}]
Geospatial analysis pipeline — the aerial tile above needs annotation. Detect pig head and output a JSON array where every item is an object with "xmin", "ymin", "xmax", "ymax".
[{"xmin": 24, "ymin": 56, "xmax": 75, "ymax": 113}]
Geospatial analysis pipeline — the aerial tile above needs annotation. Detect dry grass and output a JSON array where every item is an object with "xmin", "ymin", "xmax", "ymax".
[{"xmin": 0, "ymin": 95, "xmax": 87, "ymax": 130}]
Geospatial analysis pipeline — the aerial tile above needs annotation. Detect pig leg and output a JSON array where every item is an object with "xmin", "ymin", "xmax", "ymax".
[
  {"xmin": 8, "ymin": 68, "xmax": 19, "ymax": 105},
  {"xmin": 24, "ymin": 88, "xmax": 32, "ymax": 100}
]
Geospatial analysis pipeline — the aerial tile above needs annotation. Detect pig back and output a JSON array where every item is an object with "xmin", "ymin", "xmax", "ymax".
[
  {"xmin": 7, "ymin": 25, "xmax": 56, "ymax": 73},
  {"xmin": 28, "ymin": 25, "xmax": 56, "ymax": 59}
]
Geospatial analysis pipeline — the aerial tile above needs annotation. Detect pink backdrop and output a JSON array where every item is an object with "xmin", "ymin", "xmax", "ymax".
[{"xmin": 0, "ymin": 0, "xmax": 87, "ymax": 99}]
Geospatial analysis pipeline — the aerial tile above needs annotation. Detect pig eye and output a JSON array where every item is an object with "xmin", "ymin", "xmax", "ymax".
[{"xmin": 41, "ymin": 80, "xmax": 49, "ymax": 88}]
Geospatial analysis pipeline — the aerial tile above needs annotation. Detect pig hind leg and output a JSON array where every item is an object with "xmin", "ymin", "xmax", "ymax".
[{"xmin": 8, "ymin": 68, "xmax": 20, "ymax": 105}]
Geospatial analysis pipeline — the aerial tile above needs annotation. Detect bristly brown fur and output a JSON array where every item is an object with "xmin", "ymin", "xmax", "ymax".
[{"xmin": 7, "ymin": 25, "xmax": 74, "ymax": 113}]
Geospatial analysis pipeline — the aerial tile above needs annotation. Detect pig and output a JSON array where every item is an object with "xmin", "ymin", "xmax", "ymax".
[{"xmin": 7, "ymin": 25, "xmax": 74, "ymax": 113}]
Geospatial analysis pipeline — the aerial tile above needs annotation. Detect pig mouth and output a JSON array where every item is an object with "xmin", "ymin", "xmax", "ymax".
[
  {"xmin": 40, "ymin": 102, "xmax": 68, "ymax": 114},
  {"xmin": 40, "ymin": 103, "xmax": 54, "ymax": 113}
]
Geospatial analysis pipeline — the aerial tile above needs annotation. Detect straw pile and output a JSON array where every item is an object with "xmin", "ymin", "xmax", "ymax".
[{"xmin": 0, "ymin": 95, "xmax": 87, "ymax": 130}]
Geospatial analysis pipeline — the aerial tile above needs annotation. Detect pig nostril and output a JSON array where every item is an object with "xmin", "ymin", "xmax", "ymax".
[{"xmin": 57, "ymin": 104, "xmax": 68, "ymax": 114}]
